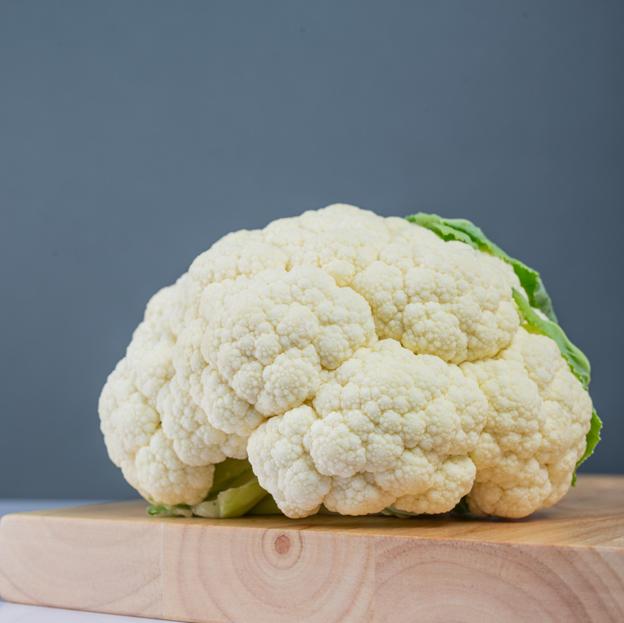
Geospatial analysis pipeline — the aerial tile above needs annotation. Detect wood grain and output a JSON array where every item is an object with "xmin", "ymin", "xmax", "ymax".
[{"xmin": 0, "ymin": 475, "xmax": 622, "ymax": 623}]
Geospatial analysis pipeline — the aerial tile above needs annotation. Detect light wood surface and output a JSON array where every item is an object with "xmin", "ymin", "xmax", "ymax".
[{"xmin": 1, "ymin": 475, "xmax": 622, "ymax": 623}]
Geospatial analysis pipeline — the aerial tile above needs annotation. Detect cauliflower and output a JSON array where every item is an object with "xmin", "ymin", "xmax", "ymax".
[{"xmin": 99, "ymin": 205, "xmax": 600, "ymax": 519}]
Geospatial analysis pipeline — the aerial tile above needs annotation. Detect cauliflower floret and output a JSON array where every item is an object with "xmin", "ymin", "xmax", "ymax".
[
  {"xmin": 157, "ymin": 376, "xmax": 247, "ymax": 466},
  {"xmin": 263, "ymin": 204, "xmax": 392, "ymax": 286},
  {"xmin": 99, "ymin": 359, "xmax": 160, "ymax": 469},
  {"xmin": 99, "ymin": 282, "xmax": 244, "ymax": 505},
  {"xmin": 244, "ymin": 406, "xmax": 331, "ymax": 518},
  {"xmin": 266, "ymin": 205, "xmax": 521, "ymax": 363},
  {"xmin": 351, "ymin": 231, "xmax": 520, "ymax": 363},
  {"xmin": 124, "ymin": 285, "xmax": 179, "ymax": 401},
  {"xmin": 169, "ymin": 229, "xmax": 288, "ymax": 438},
  {"xmin": 247, "ymin": 340, "xmax": 487, "ymax": 518},
  {"xmin": 201, "ymin": 266, "xmax": 377, "ymax": 415},
  {"xmin": 99, "ymin": 284, "xmax": 181, "ymax": 473},
  {"xmin": 188, "ymin": 228, "xmax": 288, "ymax": 291},
  {"xmin": 133, "ymin": 430, "xmax": 215, "ymax": 506},
  {"xmin": 461, "ymin": 328, "xmax": 593, "ymax": 517}
]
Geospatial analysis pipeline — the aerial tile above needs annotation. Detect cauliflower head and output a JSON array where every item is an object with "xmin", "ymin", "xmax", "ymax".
[{"xmin": 99, "ymin": 205, "xmax": 598, "ymax": 518}]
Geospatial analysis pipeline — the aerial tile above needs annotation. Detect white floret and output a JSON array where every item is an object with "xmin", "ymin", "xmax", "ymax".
[
  {"xmin": 246, "ymin": 406, "xmax": 331, "ymax": 518},
  {"xmin": 133, "ymin": 430, "xmax": 215, "ymax": 505},
  {"xmin": 99, "ymin": 282, "xmax": 244, "ymax": 505},
  {"xmin": 188, "ymin": 229, "xmax": 288, "ymax": 290},
  {"xmin": 248, "ymin": 340, "xmax": 488, "ymax": 518},
  {"xmin": 461, "ymin": 327, "xmax": 593, "ymax": 518},
  {"xmin": 157, "ymin": 376, "xmax": 247, "ymax": 466},
  {"xmin": 352, "ymin": 231, "xmax": 520, "ymax": 363},
  {"xmin": 99, "ymin": 359, "xmax": 160, "ymax": 468},
  {"xmin": 266, "ymin": 205, "xmax": 521, "ymax": 363},
  {"xmin": 201, "ymin": 266, "xmax": 377, "ymax": 415}
]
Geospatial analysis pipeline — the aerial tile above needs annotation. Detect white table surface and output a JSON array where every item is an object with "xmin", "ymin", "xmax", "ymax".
[{"xmin": 0, "ymin": 500, "xmax": 174, "ymax": 623}]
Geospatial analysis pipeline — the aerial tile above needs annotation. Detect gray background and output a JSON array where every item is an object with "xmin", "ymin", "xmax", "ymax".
[{"xmin": 1, "ymin": 0, "xmax": 622, "ymax": 499}]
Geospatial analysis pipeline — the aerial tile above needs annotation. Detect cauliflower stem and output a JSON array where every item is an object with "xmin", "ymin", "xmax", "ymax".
[{"xmin": 148, "ymin": 458, "xmax": 279, "ymax": 518}]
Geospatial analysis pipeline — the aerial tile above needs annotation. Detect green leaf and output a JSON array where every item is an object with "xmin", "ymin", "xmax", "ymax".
[
  {"xmin": 146, "ymin": 503, "xmax": 192, "ymax": 518},
  {"xmin": 406, "ymin": 213, "xmax": 557, "ymax": 321},
  {"xmin": 512, "ymin": 290, "xmax": 602, "ymax": 476},
  {"xmin": 381, "ymin": 506, "xmax": 419, "ymax": 518},
  {"xmin": 512, "ymin": 290, "xmax": 591, "ymax": 389},
  {"xmin": 576, "ymin": 409, "xmax": 603, "ymax": 470}
]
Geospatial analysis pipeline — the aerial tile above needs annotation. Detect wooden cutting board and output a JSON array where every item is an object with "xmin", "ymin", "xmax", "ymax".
[{"xmin": 0, "ymin": 475, "xmax": 622, "ymax": 623}]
